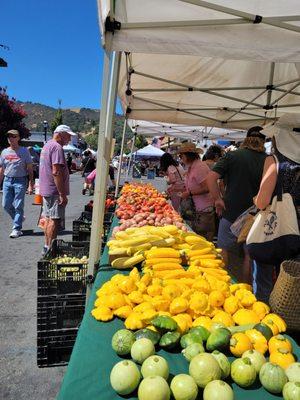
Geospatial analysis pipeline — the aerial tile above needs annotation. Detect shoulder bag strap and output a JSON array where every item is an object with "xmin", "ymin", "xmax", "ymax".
[
  {"xmin": 175, "ymin": 166, "xmax": 184, "ymax": 181},
  {"xmin": 273, "ymin": 154, "xmax": 284, "ymax": 201}
]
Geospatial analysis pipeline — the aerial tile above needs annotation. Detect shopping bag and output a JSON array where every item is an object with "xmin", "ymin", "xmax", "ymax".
[
  {"xmin": 179, "ymin": 195, "xmax": 195, "ymax": 220},
  {"xmin": 246, "ymin": 192, "xmax": 300, "ymax": 264},
  {"xmin": 230, "ymin": 205, "xmax": 257, "ymax": 243}
]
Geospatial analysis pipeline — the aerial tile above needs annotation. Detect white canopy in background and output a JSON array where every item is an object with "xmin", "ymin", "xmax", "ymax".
[
  {"xmin": 63, "ymin": 144, "xmax": 81, "ymax": 153},
  {"xmin": 132, "ymin": 144, "xmax": 165, "ymax": 157},
  {"xmin": 127, "ymin": 119, "xmax": 246, "ymax": 141}
]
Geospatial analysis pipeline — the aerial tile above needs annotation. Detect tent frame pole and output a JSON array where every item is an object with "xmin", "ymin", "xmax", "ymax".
[
  {"xmin": 115, "ymin": 117, "xmax": 127, "ymax": 198},
  {"xmin": 132, "ymin": 70, "xmax": 264, "ymax": 107},
  {"xmin": 270, "ymin": 81, "xmax": 300, "ymax": 106},
  {"xmin": 178, "ymin": 0, "xmax": 300, "ymax": 33},
  {"xmin": 122, "ymin": 16, "xmax": 300, "ymax": 33},
  {"xmin": 133, "ymin": 86, "xmax": 266, "ymax": 92},
  {"xmin": 122, "ymin": 18, "xmax": 248, "ymax": 29},
  {"xmin": 274, "ymin": 88, "xmax": 300, "ymax": 97},
  {"xmin": 126, "ymin": 133, "xmax": 136, "ymax": 179},
  {"xmin": 225, "ymin": 88, "xmax": 268, "ymax": 122},
  {"xmin": 266, "ymin": 62, "xmax": 275, "ymax": 107},
  {"xmin": 133, "ymin": 95, "xmax": 222, "ymax": 123},
  {"xmin": 87, "ymin": 50, "xmax": 121, "ymax": 301}
]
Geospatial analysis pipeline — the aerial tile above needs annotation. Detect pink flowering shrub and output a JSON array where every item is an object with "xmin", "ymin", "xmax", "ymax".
[{"xmin": 0, "ymin": 87, "xmax": 30, "ymax": 149}]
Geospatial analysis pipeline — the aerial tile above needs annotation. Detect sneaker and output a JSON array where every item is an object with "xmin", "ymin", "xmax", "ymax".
[
  {"xmin": 10, "ymin": 229, "xmax": 23, "ymax": 238},
  {"xmin": 41, "ymin": 245, "xmax": 49, "ymax": 256}
]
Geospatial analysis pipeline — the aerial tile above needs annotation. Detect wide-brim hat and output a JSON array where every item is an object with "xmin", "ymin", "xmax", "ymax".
[
  {"xmin": 261, "ymin": 113, "xmax": 300, "ymax": 163},
  {"xmin": 178, "ymin": 142, "xmax": 203, "ymax": 154}
]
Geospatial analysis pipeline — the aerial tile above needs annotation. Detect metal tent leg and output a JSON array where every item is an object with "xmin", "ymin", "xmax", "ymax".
[
  {"xmin": 115, "ymin": 117, "xmax": 127, "ymax": 198},
  {"xmin": 87, "ymin": 50, "xmax": 121, "ymax": 302}
]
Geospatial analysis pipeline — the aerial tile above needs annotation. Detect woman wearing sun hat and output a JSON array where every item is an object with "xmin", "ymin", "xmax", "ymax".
[
  {"xmin": 253, "ymin": 113, "xmax": 300, "ymax": 302},
  {"xmin": 178, "ymin": 142, "xmax": 215, "ymax": 240}
]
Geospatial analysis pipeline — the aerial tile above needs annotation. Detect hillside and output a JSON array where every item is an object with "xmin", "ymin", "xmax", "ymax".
[
  {"xmin": 18, "ymin": 101, "xmax": 101, "ymax": 133},
  {"xmin": 17, "ymin": 101, "xmax": 135, "ymax": 153}
]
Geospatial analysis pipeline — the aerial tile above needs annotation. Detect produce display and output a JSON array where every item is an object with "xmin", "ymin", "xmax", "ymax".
[
  {"xmin": 51, "ymin": 255, "xmax": 88, "ymax": 264},
  {"xmin": 114, "ymin": 183, "xmax": 186, "ymax": 232},
  {"xmin": 90, "ymin": 183, "xmax": 297, "ymax": 400}
]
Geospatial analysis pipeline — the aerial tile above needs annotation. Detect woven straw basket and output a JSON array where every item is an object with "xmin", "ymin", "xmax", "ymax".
[{"xmin": 269, "ymin": 260, "xmax": 300, "ymax": 331}]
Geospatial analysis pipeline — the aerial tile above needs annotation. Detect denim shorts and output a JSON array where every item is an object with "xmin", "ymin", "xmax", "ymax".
[
  {"xmin": 217, "ymin": 217, "xmax": 238, "ymax": 250},
  {"xmin": 43, "ymin": 195, "xmax": 65, "ymax": 220}
]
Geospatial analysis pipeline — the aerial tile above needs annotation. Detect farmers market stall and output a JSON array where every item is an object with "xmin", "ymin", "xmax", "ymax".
[
  {"xmin": 57, "ymin": 243, "xmax": 300, "ymax": 400},
  {"xmin": 58, "ymin": 183, "xmax": 300, "ymax": 400}
]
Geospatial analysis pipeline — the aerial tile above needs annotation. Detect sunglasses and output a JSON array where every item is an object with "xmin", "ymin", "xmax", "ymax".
[{"xmin": 8, "ymin": 135, "xmax": 19, "ymax": 138}]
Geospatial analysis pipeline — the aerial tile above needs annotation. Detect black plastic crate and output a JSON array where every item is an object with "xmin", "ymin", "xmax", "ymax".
[
  {"xmin": 37, "ymin": 328, "xmax": 78, "ymax": 368},
  {"xmin": 72, "ymin": 211, "xmax": 113, "ymax": 242},
  {"xmin": 72, "ymin": 212, "xmax": 91, "ymax": 242},
  {"xmin": 38, "ymin": 240, "xmax": 89, "ymax": 296},
  {"xmin": 37, "ymin": 294, "xmax": 85, "ymax": 331}
]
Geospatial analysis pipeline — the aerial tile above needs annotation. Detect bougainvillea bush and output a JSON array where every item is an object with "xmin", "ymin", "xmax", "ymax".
[{"xmin": 0, "ymin": 88, "xmax": 30, "ymax": 149}]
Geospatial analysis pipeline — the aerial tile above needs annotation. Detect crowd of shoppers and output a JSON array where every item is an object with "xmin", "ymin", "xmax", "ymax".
[{"xmin": 1, "ymin": 116, "xmax": 299, "ymax": 303}]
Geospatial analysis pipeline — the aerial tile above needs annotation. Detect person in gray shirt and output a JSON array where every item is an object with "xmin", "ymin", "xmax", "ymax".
[{"xmin": 0, "ymin": 130, "xmax": 34, "ymax": 238}]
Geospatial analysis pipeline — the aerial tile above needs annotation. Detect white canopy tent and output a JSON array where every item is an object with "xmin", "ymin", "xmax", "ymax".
[
  {"xmin": 127, "ymin": 119, "xmax": 246, "ymax": 141},
  {"xmin": 87, "ymin": 1, "xmax": 300, "ymax": 296},
  {"xmin": 63, "ymin": 144, "xmax": 81, "ymax": 153},
  {"xmin": 119, "ymin": 53, "xmax": 300, "ymax": 129},
  {"xmin": 132, "ymin": 144, "xmax": 165, "ymax": 157},
  {"xmin": 98, "ymin": 0, "xmax": 300, "ymax": 63}
]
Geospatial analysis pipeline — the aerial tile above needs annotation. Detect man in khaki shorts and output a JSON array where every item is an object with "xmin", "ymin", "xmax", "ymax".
[{"xmin": 39, "ymin": 125, "xmax": 76, "ymax": 254}]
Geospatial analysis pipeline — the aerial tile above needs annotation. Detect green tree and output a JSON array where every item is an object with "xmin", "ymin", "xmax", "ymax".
[
  {"xmin": 50, "ymin": 108, "xmax": 63, "ymax": 132},
  {"xmin": 84, "ymin": 133, "xmax": 98, "ymax": 149},
  {"xmin": 135, "ymin": 134, "xmax": 148, "ymax": 149}
]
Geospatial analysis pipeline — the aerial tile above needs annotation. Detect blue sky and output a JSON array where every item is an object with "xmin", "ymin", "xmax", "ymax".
[{"xmin": 0, "ymin": 0, "xmax": 118, "ymax": 111}]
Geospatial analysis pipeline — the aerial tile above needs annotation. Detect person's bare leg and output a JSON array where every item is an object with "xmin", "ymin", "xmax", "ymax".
[
  {"xmin": 46, "ymin": 218, "xmax": 60, "ymax": 247},
  {"xmin": 44, "ymin": 218, "xmax": 50, "ymax": 247}
]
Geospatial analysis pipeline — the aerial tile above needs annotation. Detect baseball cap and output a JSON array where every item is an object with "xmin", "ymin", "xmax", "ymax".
[
  {"xmin": 6, "ymin": 129, "xmax": 20, "ymax": 136},
  {"xmin": 54, "ymin": 124, "xmax": 76, "ymax": 136},
  {"xmin": 246, "ymin": 126, "xmax": 265, "ymax": 139},
  {"xmin": 247, "ymin": 126, "xmax": 266, "ymax": 139}
]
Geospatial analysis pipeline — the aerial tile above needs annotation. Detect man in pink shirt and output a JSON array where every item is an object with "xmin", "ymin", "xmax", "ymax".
[{"xmin": 39, "ymin": 125, "xmax": 76, "ymax": 254}]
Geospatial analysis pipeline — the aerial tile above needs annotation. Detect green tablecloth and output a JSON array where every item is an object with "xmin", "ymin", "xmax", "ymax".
[{"xmin": 58, "ymin": 218, "xmax": 299, "ymax": 400}]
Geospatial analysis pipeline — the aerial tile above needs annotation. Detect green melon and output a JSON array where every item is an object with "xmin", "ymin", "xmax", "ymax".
[{"xmin": 112, "ymin": 329, "xmax": 136, "ymax": 355}]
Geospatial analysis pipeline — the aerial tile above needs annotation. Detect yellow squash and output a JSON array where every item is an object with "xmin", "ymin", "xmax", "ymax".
[
  {"xmin": 268, "ymin": 335, "xmax": 293, "ymax": 354},
  {"xmin": 230, "ymin": 333, "xmax": 253, "ymax": 357},
  {"xmin": 269, "ymin": 348, "xmax": 296, "ymax": 369}
]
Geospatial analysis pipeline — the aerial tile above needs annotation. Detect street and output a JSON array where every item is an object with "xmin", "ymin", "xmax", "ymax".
[
  {"xmin": 0, "ymin": 173, "xmax": 88, "ymax": 400},
  {"xmin": 0, "ymin": 174, "xmax": 167, "ymax": 400}
]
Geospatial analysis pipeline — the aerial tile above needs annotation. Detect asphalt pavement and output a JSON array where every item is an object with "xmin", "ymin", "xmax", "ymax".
[
  {"xmin": 0, "ymin": 173, "xmax": 88, "ymax": 400},
  {"xmin": 0, "ymin": 174, "xmax": 167, "ymax": 400}
]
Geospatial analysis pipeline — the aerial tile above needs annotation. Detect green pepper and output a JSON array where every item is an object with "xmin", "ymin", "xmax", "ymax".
[
  {"xmin": 180, "ymin": 332, "xmax": 203, "ymax": 349},
  {"xmin": 151, "ymin": 315, "xmax": 178, "ymax": 333},
  {"xmin": 159, "ymin": 331, "xmax": 181, "ymax": 349}
]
